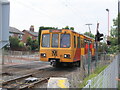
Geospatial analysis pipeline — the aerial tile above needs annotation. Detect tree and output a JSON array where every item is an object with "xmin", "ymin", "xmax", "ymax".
[
  {"xmin": 108, "ymin": 15, "xmax": 119, "ymax": 53},
  {"xmin": 84, "ymin": 32, "xmax": 95, "ymax": 38},
  {"xmin": 38, "ymin": 28, "xmax": 41, "ymax": 47},
  {"xmin": 64, "ymin": 26, "xmax": 69, "ymax": 29},
  {"xmin": 26, "ymin": 36, "xmax": 39, "ymax": 51},
  {"xmin": 70, "ymin": 27, "xmax": 74, "ymax": 30},
  {"xmin": 62, "ymin": 26, "xmax": 74, "ymax": 30},
  {"xmin": 26, "ymin": 37, "xmax": 32, "ymax": 46},
  {"xmin": 38, "ymin": 26, "xmax": 58, "ymax": 50},
  {"xmin": 19, "ymin": 42, "xmax": 24, "ymax": 48},
  {"xmin": 9, "ymin": 37, "xmax": 20, "ymax": 50},
  {"xmin": 31, "ymin": 40, "xmax": 39, "ymax": 51},
  {"xmin": 9, "ymin": 37, "xmax": 26, "ymax": 51}
]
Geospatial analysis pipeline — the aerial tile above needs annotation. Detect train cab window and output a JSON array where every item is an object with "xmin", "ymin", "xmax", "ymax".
[
  {"xmin": 77, "ymin": 37, "xmax": 80, "ymax": 48},
  {"xmin": 42, "ymin": 34, "xmax": 50, "ymax": 47},
  {"xmin": 60, "ymin": 34, "xmax": 70, "ymax": 48},
  {"xmin": 52, "ymin": 34, "xmax": 59, "ymax": 48},
  {"xmin": 74, "ymin": 36, "xmax": 76, "ymax": 48}
]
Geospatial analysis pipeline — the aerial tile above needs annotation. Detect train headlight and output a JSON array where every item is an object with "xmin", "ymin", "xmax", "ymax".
[
  {"xmin": 41, "ymin": 53, "xmax": 46, "ymax": 57},
  {"xmin": 64, "ymin": 54, "xmax": 70, "ymax": 58}
]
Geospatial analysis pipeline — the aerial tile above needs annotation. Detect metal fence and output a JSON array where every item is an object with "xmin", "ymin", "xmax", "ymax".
[
  {"xmin": 83, "ymin": 54, "xmax": 118, "ymax": 88},
  {"xmin": 2, "ymin": 50, "xmax": 40, "ymax": 65},
  {"xmin": 66, "ymin": 54, "xmax": 113, "ymax": 88}
]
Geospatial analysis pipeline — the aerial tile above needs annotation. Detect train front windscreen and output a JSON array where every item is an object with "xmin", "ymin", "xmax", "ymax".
[
  {"xmin": 60, "ymin": 34, "xmax": 70, "ymax": 48},
  {"xmin": 42, "ymin": 33, "xmax": 70, "ymax": 48}
]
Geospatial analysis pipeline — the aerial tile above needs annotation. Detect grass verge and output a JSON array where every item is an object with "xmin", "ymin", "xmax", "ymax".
[
  {"xmin": 118, "ymin": 81, "xmax": 120, "ymax": 90},
  {"xmin": 79, "ymin": 65, "xmax": 108, "ymax": 88}
]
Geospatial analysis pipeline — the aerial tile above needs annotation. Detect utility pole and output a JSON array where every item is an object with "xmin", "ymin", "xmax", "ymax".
[
  {"xmin": 85, "ymin": 23, "xmax": 92, "ymax": 76},
  {"xmin": 87, "ymin": 40, "xmax": 91, "ymax": 75},
  {"xmin": 95, "ymin": 23, "xmax": 104, "ymax": 67},
  {"xmin": 85, "ymin": 24, "xmax": 92, "ymax": 37},
  {"xmin": 95, "ymin": 23, "xmax": 99, "ymax": 67}
]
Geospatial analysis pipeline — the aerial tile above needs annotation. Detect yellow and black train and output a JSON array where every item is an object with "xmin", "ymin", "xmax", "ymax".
[{"xmin": 39, "ymin": 29, "xmax": 95, "ymax": 67}]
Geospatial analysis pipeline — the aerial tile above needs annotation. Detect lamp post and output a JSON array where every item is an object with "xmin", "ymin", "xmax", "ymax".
[{"xmin": 106, "ymin": 9, "xmax": 110, "ymax": 39}]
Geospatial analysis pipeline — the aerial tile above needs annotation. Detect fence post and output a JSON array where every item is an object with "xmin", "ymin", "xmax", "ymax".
[
  {"xmin": 95, "ymin": 42, "xmax": 98, "ymax": 67},
  {"xmin": 80, "ymin": 55, "xmax": 86, "ymax": 79},
  {"xmin": 88, "ymin": 41, "xmax": 91, "ymax": 76},
  {"xmin": 2, "ymin": 48, "xmax": 5, "ymax": 65}
]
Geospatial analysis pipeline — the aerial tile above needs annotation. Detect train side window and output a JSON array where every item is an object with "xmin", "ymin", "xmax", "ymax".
[
  {"xmin": 89, "ymin": 41, "xmax": 91, "ymax": 48},
  {"xmin": 77, "ymin": 37, "xmax": 80, "ymax": 48},
  {"xmin": 81, "ymin": 39, "xmax": 83, "ymax": 48},
  {"xmin": 74, "ymin": 36, "xmax": 76, "ymax": 48},
  {"xmin": 81, "ymin": 39, "xmax": 84, "ymax": 48}
]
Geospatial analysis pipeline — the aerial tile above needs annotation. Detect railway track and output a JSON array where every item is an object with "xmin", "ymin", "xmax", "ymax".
[
  {"xmin": 2, "ymin": 69, "xmax": 50, "ymax": 89},
  {"xmin": 2, "ymin": 74, "xmax": 49, "ymax": 89},
  {"xmin": 2, "ymin": 67, "xmax": 76, "ymax": 89}
]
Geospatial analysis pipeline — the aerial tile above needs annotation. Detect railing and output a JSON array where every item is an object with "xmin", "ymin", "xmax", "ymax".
[
  {"xmin": 2, "ymin": 50, "xmax": 40, "ymax": 65},
  {"xmin": 83, "ymin": 55, "xmax": 118, "ymax": 88}
]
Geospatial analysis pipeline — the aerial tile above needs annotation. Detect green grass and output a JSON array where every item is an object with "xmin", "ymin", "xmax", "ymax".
[
  {"xmin": 79, "ymin": 73, "xmax": 97, "ymax": 88},
  {"xmin": 118, "ymin": 81, "xmax": 120, "ymax": 90},
  {"xmin": 79, "ymin": 65, "xmax": 108, "ymax": 88},
  {"xmin": 94, "ymin": 65, "xmax": 108, "ymax": 74}
]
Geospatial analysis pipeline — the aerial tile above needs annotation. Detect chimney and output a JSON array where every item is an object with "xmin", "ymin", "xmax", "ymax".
[{"xmin": 30, "ymin": 25, "xmax": 34, "ymax": 32}]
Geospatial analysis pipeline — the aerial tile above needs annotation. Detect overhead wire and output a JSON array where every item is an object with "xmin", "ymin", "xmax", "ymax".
[
  {"xmin": 12, "ymin": 0, "xmax": 66, "ymax": 26},
  {"xmin": 61, "ymin": 0, "xmax": 94, "ymax": 33}
]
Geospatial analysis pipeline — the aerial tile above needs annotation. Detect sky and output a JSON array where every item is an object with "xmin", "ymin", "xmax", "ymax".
[{"xmin": 9, "ymin": 0, "xmax": 118, "ymax": 35}]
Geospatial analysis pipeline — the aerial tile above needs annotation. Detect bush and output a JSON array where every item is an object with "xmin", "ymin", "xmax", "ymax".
[
  {"xmin": 26, "ymin": 37, "xmax": 39, "ymax": 51},
  {"xmin": 19, "ymin": 42, "xmax": 24, "ymax": 48},
  {"xmin": 9, "ymin": 36, "xmax": 20, "ymax": 50}
]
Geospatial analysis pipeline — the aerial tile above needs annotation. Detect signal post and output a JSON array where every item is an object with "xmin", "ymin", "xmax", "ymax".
[{"xmin": 95, "ymin": 23, "xmax": 103, "ymax": 67}]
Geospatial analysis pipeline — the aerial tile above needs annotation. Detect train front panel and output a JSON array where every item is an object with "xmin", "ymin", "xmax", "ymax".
[{"xmin": 40, "ymin": 29, "xmax": 74, "ymax": 64}]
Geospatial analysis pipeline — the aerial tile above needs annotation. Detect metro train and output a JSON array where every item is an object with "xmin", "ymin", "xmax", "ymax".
[{"xmin": 39, "ymin": 29, "xmax": 95, "ymax": 67}]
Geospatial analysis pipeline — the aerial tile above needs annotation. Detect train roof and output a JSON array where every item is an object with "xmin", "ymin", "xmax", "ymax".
[{"xmin": 41, "ymin": 29, "xmax": 95, "ymax": 40}]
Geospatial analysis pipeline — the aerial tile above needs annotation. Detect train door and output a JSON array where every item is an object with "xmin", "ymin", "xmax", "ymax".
[
  {"xmin": 73, "ymin": 34, "xmax": 81, "ymax": 61},
  {"xmin": 80, "ymin": 38, "xmax": 85, "ymax": 55}
]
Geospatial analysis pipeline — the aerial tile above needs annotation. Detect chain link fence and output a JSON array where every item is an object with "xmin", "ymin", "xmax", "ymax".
[
  {"xmin": 83, "ymin": 54, "xmax": 118, "ymax": 88},
  {"xmin": 65, "ymin": 53, "xmax": 114, "ymax": 88}
]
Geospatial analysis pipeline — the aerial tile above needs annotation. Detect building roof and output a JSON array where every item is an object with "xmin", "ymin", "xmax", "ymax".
[
  {"xmin": 23, "ymin": 30, "xmax": 38, "ymax": 37},
  {"xmin": 9, "ymin": 27, "xmax": 24, "ymax": 35}
]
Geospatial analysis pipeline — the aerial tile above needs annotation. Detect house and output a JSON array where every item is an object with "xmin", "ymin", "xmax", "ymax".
[
  {"xmin": 9, "ymin": 27, "xmax": 24, "ymax": 41},
  {"xmin": 22, "ymin": 25, "xmax": 38, "ymax": 43}
]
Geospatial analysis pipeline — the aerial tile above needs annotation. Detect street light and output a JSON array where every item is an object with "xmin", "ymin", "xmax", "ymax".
[{"xmin": 106, "ymin": 9, "xmax": 110, "ymax": 37}]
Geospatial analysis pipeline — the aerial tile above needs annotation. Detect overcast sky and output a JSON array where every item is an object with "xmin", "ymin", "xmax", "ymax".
[{"xmin": 9, "ymin": 0, "xmax": 118, "ymax": 35}]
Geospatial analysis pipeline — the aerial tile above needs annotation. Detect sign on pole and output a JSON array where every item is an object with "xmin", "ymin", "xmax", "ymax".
[{"xmin": 0, "ymin": 0, "xmax": 10, "ymax": 49}]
